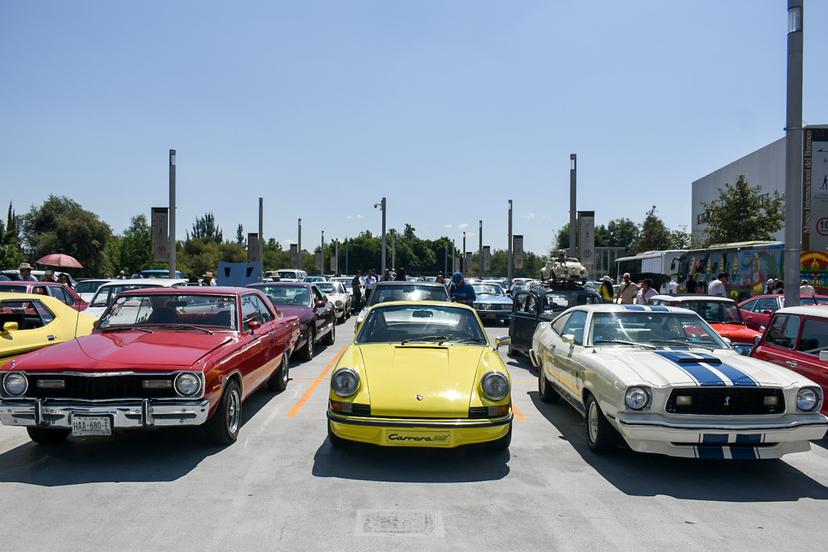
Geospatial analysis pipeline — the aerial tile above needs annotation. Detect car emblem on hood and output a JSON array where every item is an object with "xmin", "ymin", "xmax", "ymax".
[{"xmin": 416, "ymin": 394, "xmax": 424, "ymax": 401}]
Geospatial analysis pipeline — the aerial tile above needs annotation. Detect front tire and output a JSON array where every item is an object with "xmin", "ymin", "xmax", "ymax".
[
  {"xmin": 538, "ymin": 368, "xmax": 560, "ymax": 403},
  {"xmin": 297, "ymin": 330, "xmax": 315, "ymax": 361},
  {"xmin": 268, "ymin": 353, "xmax": 290, "ymax": 392},
  {"xmin": 207, "ymin": 380, "xmax": 242, "ymax": 446},
  {"xmin": 488, "ymin": 424, "xmax": 512, "ymax": 451},
  {"xmin": 323, "ymin": 320, "xmax": 336, "ymax": 345},
  {"xmin": 27, "ymin": 427, "xmax": 70, "ymax": 445},
  {"xmin": 584, "ymin": 394, "xmax": 620, "ymax": 454}
]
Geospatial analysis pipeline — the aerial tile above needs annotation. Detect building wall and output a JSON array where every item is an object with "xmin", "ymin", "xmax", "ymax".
[{"xmin": 691, "ymin": 138, "xmax": 785, "ymax": 243}]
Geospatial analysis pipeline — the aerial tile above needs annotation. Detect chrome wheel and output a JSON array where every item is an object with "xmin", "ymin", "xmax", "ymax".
[
  {"xmin": 281, "ymin": 355, "xmax": 289, "ymax": 384},
  {"xmin": 226, "ymin": 388, "xmax": 241, "ymax": 435},
  {"xmin": 587, "ymin": 401, "xmax": 599, "ymax": 444}
]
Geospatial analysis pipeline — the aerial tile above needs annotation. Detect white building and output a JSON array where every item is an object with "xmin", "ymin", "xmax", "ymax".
[{"xmin": 691, "ymin": 138, "xmax": 785, "ymax": 244}]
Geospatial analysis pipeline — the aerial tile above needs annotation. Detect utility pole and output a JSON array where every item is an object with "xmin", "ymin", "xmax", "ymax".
[
  {"xmin": 451, "ymin": 239, "xmax": 455, "ymax": 274},
  {"xmin": 297, "ymin": 218, "xmax": 302, "ymax": 269},
  {"xmin": 784, "ymin": 0, "xmax": 804, "ymax": 307},
  {"xmin": 258, "ymin": 197, "xmax": 264, "ymax": 278},
  {"xmin": 374, "ymin": 197, "xmax": 386, "ymax": 274},
  {"xmin": 391, "ymin": 230, "xmax": 396, "ymax": 271},
  {"xmin": 168, "ymin": 149, "xmax": 176, "ymax": 278},
  {"xmin": 462, "ymin": 231, "xmax": 466, "ymax": 272},
  {"xmin": 507, "ymin": 199, "xmax": 513, "ymax": 286},
  {"xmin": 345, "ymin": 238, "xmax": 349, "ymax": 275},
  {"xmin": 569, "ymin": 154, "xmax": 577, "ymax": 257},
  {"xmin": 321, "ymin": 230, "xmax": 325, "ymax": 274},
  {"xmin": 444, "ymin": 242, "xmax": 448, "ymax": 276},
  {"xmin": 334, "ymin": 239, "xmax": 339, "ymax": 275},
  {"xmin": 478, "ymin": 220, "xmax": 483, "ymax": 278}
]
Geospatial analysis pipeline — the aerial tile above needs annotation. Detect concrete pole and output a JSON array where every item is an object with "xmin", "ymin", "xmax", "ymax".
[
  {"xmin": 258, "ymin": 197, "xmax": 264, "ymax": 277},
  {"xmin": 391, "ymin": 230, "xmax": 396, "ymax": 271},
  {"xmin": 297, "ymin": 218, "xmax": 302, "ymax": 269},
  {"xmin": 569, "ymin": 154, "xmax": 577, "ymax": 257},
  {"xmin": 168, "ymin": 149, "xmax": 176, "ymax": 278},
  {"xmin": 507, "ymin": 199, "xmax": 513, "ymax": 286},
  {"xmin": 345, "ymin": 239, "xmax": 349, "ymax": 275},
  {"xmin": 478, "ymin": 220, "xmax": 483, "ymax": 278},
  {"xmin": 334, "ymin": 240, "xmax": 339, "ymax": 275},
  {"xmin": 784, "ymin": 0, "xmax": 803, "ymax": 307},
  {"xmin": 321, "ymin": 230, "xmax": 325, "ymax": 274},
  {"xmin": 376, "ymin": 197, "xmax": 387, "ymax": 274},
  {"xmin": 462, "ymin": 232, "xmax": 466, "ymax": 272}
]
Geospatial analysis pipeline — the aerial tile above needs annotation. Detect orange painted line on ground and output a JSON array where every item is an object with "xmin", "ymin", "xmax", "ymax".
[
  {"xmin": 512, "ymin": 403, "xmax": 525, "ymax": 421},
  {"xmin": 288, "ymin": 346, "xmax": 347, "ymax": 417}
]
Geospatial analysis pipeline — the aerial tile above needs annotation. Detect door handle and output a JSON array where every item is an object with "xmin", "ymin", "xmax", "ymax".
[
  {"xmin": 746, "ymin": 316, "xmax": 753, "ymax": 320},
  {"xmin": 47, "ymin": 335, "xmax": 56, "ymax": 342},
  {"xmin": 786, "ymin": 360, "xmax": 798, "ymax": 368}
]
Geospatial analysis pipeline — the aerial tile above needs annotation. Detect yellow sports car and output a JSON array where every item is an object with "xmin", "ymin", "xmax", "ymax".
[
  {"xmin": 0, "ymin": 293, "xmax": 96, "ymax": 364},
  {"xmin": 327, "ymin": 301, "xmax": 513, "ymax": 450}
]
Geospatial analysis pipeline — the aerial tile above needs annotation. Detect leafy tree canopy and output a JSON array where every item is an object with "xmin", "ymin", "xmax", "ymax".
[{"xmin": 702, "ymin": 175, "xmax": 784, "ymax": 246}]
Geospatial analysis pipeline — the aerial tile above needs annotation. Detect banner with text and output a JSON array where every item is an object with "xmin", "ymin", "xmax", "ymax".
[
  {"xmin": 513, "ymin": 235, "xmax": 524, "ymax": 270},
  {"xmin": 247, "ymin": 233, "xmax": 260, "ymax": 263},
  {"xmin": 151, "ymin": 207, "xmax": 169, "ymax": 262},
  {"xmin": 804, "ymin": 128, "xmax": 828, "ymax": 251},
  {"xmin": 577, "ymin": 211, "xmax": 595, "ymax": 278}
]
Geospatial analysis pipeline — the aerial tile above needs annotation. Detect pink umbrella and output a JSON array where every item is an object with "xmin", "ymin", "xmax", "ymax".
[{"xmin": 37, "ymin": 253, "xmax": 83, "ymax": 269}]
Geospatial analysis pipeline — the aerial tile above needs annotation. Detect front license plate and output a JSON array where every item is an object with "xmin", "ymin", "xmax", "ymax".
[
  {"xmin": 71, "ymin": 415, "xmax": 112, "ymax": 437},
  {"xmin": 385, "ymin": 429, "xmax": 451, "ymax": 447}
]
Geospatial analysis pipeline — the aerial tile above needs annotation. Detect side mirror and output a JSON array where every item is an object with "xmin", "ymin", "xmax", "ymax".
[
  {"xmin": 761, "ymin": 309, "xmax": 773, "ymax": 315},
  {"xmin": 494, "ymin": 335, "xmax": 511, "ymax": 351},
  {"xmin": 315, "ymin": 299, "xmax": 326, "ymax": 308},
  {"xmin": 248, "ymin": 320, "xmax": 261, "ymax": 333},
  {"xmin": 2, "ymin": 321, "xmax": 19, "ymax": 333},
  {"xmin": 754, "ymin": 335, "xmax": 762, "ymax": 347},
  {"xmin": 820, "ymin": 351, "xmax": 828, "ymax": 363},
  {"xmin": 562, "ymin": 334, "xmax": 575, "ymax": 345}
]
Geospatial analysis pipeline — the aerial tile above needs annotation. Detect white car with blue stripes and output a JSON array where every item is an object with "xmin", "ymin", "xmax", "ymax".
[{"xmin": 529, "ymin": 304, "xmax": 828, "ymax": 459}]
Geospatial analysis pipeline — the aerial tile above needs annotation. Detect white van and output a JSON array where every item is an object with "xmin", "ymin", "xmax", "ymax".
[{"xmin": 268, "ymin": 269, "xmax": 307, "ymax": 282}]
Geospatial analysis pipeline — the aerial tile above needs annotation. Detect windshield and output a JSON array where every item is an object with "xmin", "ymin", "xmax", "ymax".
[
  {"xmin": 276, "ymin": 270, "xmax": 300, "ymax": 279},
  {"xmin": 357, "ymin": 304, "xmax": 487, "ymax": 345},
  {"xmin": 256, "ymin": 285, "xmax": 311, "ymax": 306},
  {"xmin": 316, "ymin": 282, "xmax": 344, "ymax": 294},
  {"xmin": 90, "ymin": 284, "xmax": 161, "ymax": 307},
  {"xmin": 367, "ymin": 285, "xmax": 449, "ymax": 306},
  {"xmin": 472, "ymin": 284, "xmax": 504, "ymax": 296},
  {"xmin": 589, "ymin": 311, "xmax": 728, "ymax": 349},
  {"xmin": 676, "ymin": 301, "xmax": 743, "ymax": 324},
  {"xmin": 543, "ymin": 291, "xmax": 600, "ymax": 314},
  {"xmin": 98, "ymin": 294, "xmax": 237, "ymax": 330},
  {"xmin": 75, "ymin": 280, "xmax": 106, "ymax": 294}
]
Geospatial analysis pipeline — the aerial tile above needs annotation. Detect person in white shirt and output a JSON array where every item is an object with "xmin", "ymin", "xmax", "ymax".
[
  {"xmin": 635, "ymin": 278, "xmax": 657, "ymax": 305},
  {"xmin": 364, "ymin": 270, "xmax": 378, "ymax": 302},
  {"xmin": 17, "ymin": 262, "xmax": 38, "ymax": 282},
  {"xmin": 800, "ymin": 279, "xmax": 816, "ymax": 296},
  {"xmin": 707, "ymin": 273, "xmax": 728, "ymax": 297},
  {"xmin": 663, "ymin": 275, "xmax": 679, "ymax": 295}
]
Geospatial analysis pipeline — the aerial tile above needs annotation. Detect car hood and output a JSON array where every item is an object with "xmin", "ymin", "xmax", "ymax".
[
  {"xmin": 475, "ymin": 294, "xmax": 511, "ymax": 304},
  {"xmin": 602, "ymin": 348, "xmax": 804, "ymax": 387},
  {"xmin": 357, "ymin": 343, "xmax": 484, "ymax": 417},
  {"xmin": 7, "ymin": 331, "xmax": 233, "ymax": 372},
  {"xmin": 710, "ymin": 323, "xmax": 761, "ymax": 343}
]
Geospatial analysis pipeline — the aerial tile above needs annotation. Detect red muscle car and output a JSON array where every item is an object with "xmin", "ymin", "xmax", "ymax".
[
  {"xmin": 0, "ymin": 287, "xmax": 298, "ymax": 445},
  {"xmin": 738, "ymin": 293, "xmax": 828, "ymax": 331},
  {"xmin": 0, "ymin": 281, "xmax": 88, "ymax": 312}
]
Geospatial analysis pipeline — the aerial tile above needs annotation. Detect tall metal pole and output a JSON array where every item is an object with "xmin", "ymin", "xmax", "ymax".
[
  {"xmin": 258, "ymin": 197, "xmax": 264, "ymax": 277},
  {"xmin": 507, "ymin": 199, "xmax": 513, "ymax": 286},
  {"xmin": 784, "ymin": 0, "xmax": 804, "ymax": 307},
  {"xmin": 321, "ymin": 230, "xmax": 325, "ymax": 274},
  {"xmin": 298, "ymin": 218, "xmax": 302, "ymax": 269},
  {"xmin": 569, "ymin": 154, "xmax": 577, "ymax": 257},
  {"xmin": 168, "ymin": 149, "xmax": 176, "ymax": 278},
  {"xmin": 444, "ymin": 242, "xmax": 448, "ymax": 276},
  {"xmin": 391, "ymin": 230, "xmax": 396, "ymax": 271},
  {"xmin": 334, "ymin": 239, "xmax": 339, "ymax": 275},
  {"xmin": 478, "ymin": 220, "xmax": 483, "ymax": 278},
  {"xmin": 451, "ymin": 239, "xmax": 455, "ymax": 274},
  {"xmin": 462, "ymin": 232, "xmax": 466, "ymax": 272},
  {"xmin": 376, "ymin": 197, "xmax": 387, "ymax": 274},
  {"xmin": 345, "ymin": 239, "xmax": 349, "ymax": 275}
]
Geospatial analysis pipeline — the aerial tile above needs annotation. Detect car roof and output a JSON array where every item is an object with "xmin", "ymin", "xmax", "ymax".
[
  {"xmin": 366, "ymin": 300, "xmax": 474, "ymax": 311},
  {"xmin": 568, "ymin": 304, "xmax": 695, "ymax": 314},
  {"xmin": 776, "ymin": 305, "xmax": 828, "ymax": 317},
  {"xmin": 374, "ymin": 281, "xmax": 446, "ymax": 288},
  {"xmin": 119, "ymin": 286, "xmax": 252, "ymax": 297},
  {"xmin": 651, "ymin": 294, "xmax": 736, "ymax": 304}
]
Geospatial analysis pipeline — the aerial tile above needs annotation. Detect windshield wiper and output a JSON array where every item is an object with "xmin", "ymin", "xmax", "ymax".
[
  {"xmin": 146, "ymin": 324, "xmax": 214, "ymax": 334},
  {"xmin": 400, "ymin": 335, "xmax": 449, "ymax": 345},
  {"xmin": 100, "ymin": 326, "xmax": 153, "ymax": 333},
  {"xmin": 593, "ymin": 339, "xmax": 654, "ymax": 349},
  {"xmin": 649, "ymin": 339, "xmax": 714, "ymax": 351},
  {"xmin": 446, "ymin": 337, "xmax": 487, "ymax": 345}
]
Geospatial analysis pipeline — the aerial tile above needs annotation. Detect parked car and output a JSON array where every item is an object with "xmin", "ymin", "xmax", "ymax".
[
  {"xmin": 530, "ymin": 304, "xmax": 828, "ymax": 458},
  {"xmin": 0, "ymin": 281, "xmax": 88, "ymax": 311},
  {"xmin": 508, "ymin": 282, "xmax": 601, "ymax": 357},
  {"xmin": 268, "ymin": 269, "xmax": 307, "ymax": 282},
  {"xmin": 0, "ymin": 287, "xmax": 299, "ymax": 445},
  {"xmin": 247, "ymin": 282, "xmax": 336, "ymax": 360},
  {"xmin": 751, "ymin": 306, "xmax": 828, "ymax": 414},
  {"xmin": 471, "ymin": 283, "xmax": 512, "ymax": 324},
  {"xmin": 85, "ymin": 278, "xmax": 188, "ymax": 318},
  {"xmin": 304, "ymin": 275, "xmax": 330, "ymax": 283},
  {"xmin": 0, "ymin": 293, "xmax": 96, "ymax": 362},
  {"xmin": 355, "ymin": 281, "xmax": 451, "ymax": 330},
  {"xmin": 314, "ymin": 281, "xmax": 351, "ymax": 323},
  {"xmin": 73, "ymin": 279, "xmax": 111, "ymax": 302},
  {"xmin": 650, "ymin": 295, "xmax": 761, "ymax": 355},
  {"xmin": 134, "ymin": 269, "xmax": 185, "ymax": 279},
  {"xmin": 738, "ymin": 293, "xmax": 828, "ymax": 331},
  {"xmin": 327, "ymin": 301, "xmax": 512, "ymax": 450}
]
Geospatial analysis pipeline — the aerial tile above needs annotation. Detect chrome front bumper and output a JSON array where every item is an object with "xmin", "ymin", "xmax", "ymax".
[{"xmin": 0, "ymin": 399, "xmax": 210, "ymax": 429}]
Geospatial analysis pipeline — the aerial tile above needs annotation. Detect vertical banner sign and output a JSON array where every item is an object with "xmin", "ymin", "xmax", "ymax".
[
  {"xmin": 453, "ymin": 256, "xmax": 460, "ymax": 273},
  {"xmin": 513, "ymin": 235, "xmax": 524, "ymax": 270},
  {"xmin": 803, "ymin": 128, "xmax": 828, "ymax": 251},
  {"xmin": 464, "ymin": 252, "xmax": 473, "ymax": 273},
  {"xmin": 577, "ymin": 211, "xmax": 595, "ymax": 277},
  {"xmin": 151, "ymin": 207, "xmax": 169, "ymax": 261},
  {"xmin": 290, "ymin": 244, "xmax": 299, "ymax": 268},
  {"xmin": 315, "ymin": 252, "xmax": 324, "ymax": 272},
  {"xmin": 332, "ymin": 247, "xmax": 339, "ymax": 274},
  {"xmin": 247, "ymin": 233, "xmax": 260, "ymax": 263},
  {"xmin": 483, "ymin": 246, "xmax": 491, "ymax": 272}
]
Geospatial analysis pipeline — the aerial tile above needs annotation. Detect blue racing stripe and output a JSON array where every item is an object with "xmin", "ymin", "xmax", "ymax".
[
  {"xmin": 697, "ymin": 446, "xmax": 725, "ymax": 459},
  {"xmin": 702, "ymin": 434, "xmax": 729, "ymax": 445},
  {"xmin": 649, "ymin": 305, "xmax": 669, "ymax": 312},
  {"xmin": 708, "ymin": 361, "xmax": 758, "ymax": 387},
  {"xmin": 656, "ymin": 351, "xmax": 726, "ymax": 386},
  {"xmin": 623, "ymin": 305, "xmax": 646, "ymax": 311},
  {"xmin": 729, "ymin": 446, "xmax": 758, "ymax": 460},
  {"xmin": 735, "ymin": 434, "xmax": 762, "ymax": 445}
]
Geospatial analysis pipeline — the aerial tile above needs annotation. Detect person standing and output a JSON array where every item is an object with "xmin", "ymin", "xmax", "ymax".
[
  {"xmin": 599, "ymin": 275, "xmax": 615, "ymax": 303},
  {"xmin": 57, "ymin": 273, "xmax": 72, "ymax": 288},
  {"xmin": 435, "ymin": 273, "xmax": 445, "ymax": 285},
  {"xmin": 364, "ymin": 270, "xmax": 377, "ymax": 302},
  {"xmin": 707, "ymin": 273, "xmax": 729, "ymax": 297},
  {"xmin": 764, "ymin": 278, "xmax": 776, "ymax": 295},
  {"xmin": 617, "ymin": 273, "xmax": 638, "ymax": 304},
  {"xmin": 685, "ymin": 274, "xmax": 698, "ymax": 294},
  {"xmin": 395, "ymin": 267, "xmax": 407, "ymax": 281},
  {"xmin": 18, "ymin": 262, "xmax": 38, "ymax": 282},
  {"xmin": 42, "ymin": 270, "xmax": 56, "ymax": 282},
  {"xmin": 351, "ymin": 271, "xmax": 363, "ymax": 312},
  {"xmin": 635, "ymin": 278, "xmax": 657, "ymax": 305},
  {"xmin": 448, "ymin": 272, "xmax": 476, "ymax": 306},
  {"xmin": 800, "ymin": 279, "xmax": 816, "ymax": 296},
  {"xmin": 663, "ymin": 275, "xmax": 679, "ymax": 295}
]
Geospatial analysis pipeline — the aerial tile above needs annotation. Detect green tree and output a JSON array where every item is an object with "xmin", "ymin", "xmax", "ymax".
[
  {"xmin": 702, "ymin": 175, "xmax": 784, "ymax": 245},
  {"xmin": 555, "ymin": 224, "xmax": 570, "ymax": 250},
  {"xmin": 630, "ymin": 206, "xmax": 674, "ymax": 254},
  {"xmin": 21, "ymin": 195, "xmax": 113, "ymax": 276},
  {"xmin": 235, "ymin": 224, "xmax": 245, "ymax": 246},
  {"xmin": 0, "ymin": 202, "xmax": 24, "ymax": 268},
  {"xmin": 606, "ymin": 218, "xmax": 640, "ymax": 250},
  {"xmin": 117, "ymin": 214, "xmax": 152, "ymax": 275},
  {"xmin": 188, "ymin": 212, "xmax": 223, "ymax": 243}
]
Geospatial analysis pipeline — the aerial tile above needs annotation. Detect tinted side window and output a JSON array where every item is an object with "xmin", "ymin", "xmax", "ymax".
[
  {"xmin": 241, "ymin": 295, "xmax": 259, "ymax": 327},
  {"xmin": 512, "ymin": 292, "xmax": 527, "ymax": 313},
  {"xmin": 754, "ymin": 298, "xmax": 778, "ymax": 312},
  {"xmin": 551, "ymin": 313, "xmax": 570, "ymax": 335},
  {"xmin": 33, "ymin": 301, "xmax": 56, "ymax": 326},
  {"xmin": 797, "ymin": 318, "xmax": 828, "ymax": 356},
  {"xmin": 523, "ymin": 294, "xmax": 537, "ymax": 315},
  {"xmin": 561, "ymin": 311, "xmax": 588, "ymax": 345},
  {"xmin": 765, "ymin": 315, "xmax": 800, "ymax": 349},
  {"xmin": 740, "ymin": 299, "xmax": 757, "ymax": 312}
]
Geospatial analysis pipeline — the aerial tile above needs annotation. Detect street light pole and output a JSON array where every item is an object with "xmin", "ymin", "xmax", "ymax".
[
  {"xmin": 374, "ymin": 197, "xmax": 386, "ymax": 274},
  {"xmin": 507, "ymin": 199, "xmax": 513, "ymax": 286},
  {"xmin": 462, "ymin": 231, "xmax": 466, "ymax": 272},
  {"xmin": 391, "ymin": 230, "xmax": 396, "ymax": 271},
  {"xmin": 334, "ymin": 239, "xmax": 339, "ymax": 275},
  {"xmin": 168, "ymin": 149, "xmax": 176, "ymax": 278},
  {"xmin": 345, "ymin": 238, "xmax": 349, "ymax": 275},
  {"xmin": 784, "ymin": 0, "xmax": 804, "ymax": 307},
  {"xmin": 444, "ymin": 242, "xmax": 448, "ymax": 276},
  {"xmin": 321, "ymin": 230, "xmax": 325, "ymax": 274},
  {"xmin": 569, "ymin": 154, "xmax": 577, "ymax": 258},
  {"xmin": 297, "ymin": 218, "xmax": 302, "ymax": 269},
  {"xmin": 258, "ymin": 197, "xmax": 264, "ymax": 278},
  {"xmin": 478, "ymin": 220, "xmax": 483, "ymax": 278}
]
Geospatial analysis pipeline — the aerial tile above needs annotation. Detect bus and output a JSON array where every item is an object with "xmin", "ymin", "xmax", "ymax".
[
  {"xmin": 675, "ymin": 241, "xmax": 783, "ymax": 299},
  {"xmin": 614, "ymin": 250, "xmax": 686, "ymax": 288}
]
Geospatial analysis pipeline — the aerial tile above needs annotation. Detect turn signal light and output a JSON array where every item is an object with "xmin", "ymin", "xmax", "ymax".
[
  {"xmin": 487, "ymin": 405, "xmax": 510, "ymax": 417},
  {"xmin": 676, "ymin": 395, "xmax": 693, "ymax": 406},
  {"xmin": 330, "ymin": 400, "xmax": 353, "ymax": 414},
  {"xmin": 142, "ymin": 380, "xmax": 173, "ymax": 390}
]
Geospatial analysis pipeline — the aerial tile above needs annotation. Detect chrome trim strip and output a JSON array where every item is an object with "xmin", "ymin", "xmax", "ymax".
[{"xmin": 327, "ymin": 410, "xmax": 513, "ymax": 429}]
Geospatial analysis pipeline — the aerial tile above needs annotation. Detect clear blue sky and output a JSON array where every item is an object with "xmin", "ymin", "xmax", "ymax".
[{"xmin": 2, "ymin": 0, "xmax": 827, "ymax": 254}]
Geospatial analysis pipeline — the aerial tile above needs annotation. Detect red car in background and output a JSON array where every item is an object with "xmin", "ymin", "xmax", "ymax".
[
  {"xmin": 0, "ymin": 287, "xmax": 298, "ymax": 445},
  {"xmin": 739, "ymin": 293, "xmax": 828, "ymax": 331},
  {"xmin": 752, "ymin": 306, "xmax": 828, "ymax": 414},
  {"xmin": 0, "ymin": 281, "xmax": 88, "ymax": 312}
]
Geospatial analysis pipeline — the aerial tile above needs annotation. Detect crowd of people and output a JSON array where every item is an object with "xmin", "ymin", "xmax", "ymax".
[{"xmin": 16, "ymin": 262, "xmax": 74, "ymax": 288}]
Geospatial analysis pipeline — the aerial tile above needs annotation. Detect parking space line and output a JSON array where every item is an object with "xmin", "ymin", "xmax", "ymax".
[
  {"xmin": 288, "ymin": 346, "xmax": 348, "ymax": 417},
  {"xmin": 513, "ymin": 403, "xmax": 525, "ymax": 421}
]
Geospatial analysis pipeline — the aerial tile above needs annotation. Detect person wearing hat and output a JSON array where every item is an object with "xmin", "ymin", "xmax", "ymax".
[
  {"xmin": 203, "ymin": 271, "xmax": 217, "ymax": 286},
  {"xmin": 448, "ymin": 272, "xmax": 476, "ymax": 306},
  {"xmin": 616, "ymin": 273, "xmax": 638, "ymax": 304},
  {"xmin": 117, "ymin": 270, "xmax": 127, "ymax": 280},
  {"xmin": 41, "ymin": 269, "xmax": 56, "ymax": 282},
  {"xmin": 800, "ymin": 279, "xmax": 816, "ymax": 296},
  {"xmin": 599, "ymin": 275, "xmax": 615, "ymax": 303},
  {"xmin": 18, "ymin": 262, "xmax": 38, "ymax": 282}
]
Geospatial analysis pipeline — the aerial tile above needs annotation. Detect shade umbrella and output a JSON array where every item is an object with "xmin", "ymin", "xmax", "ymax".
[{"xmin": 36, "ymin": 253, "xmax": 83, "ymax": 269}]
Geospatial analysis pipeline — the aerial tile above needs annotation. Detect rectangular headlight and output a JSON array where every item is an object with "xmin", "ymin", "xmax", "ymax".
[
  {"xmin": 676, "ymin": 395, "xmax": 692, "ymax": 406},
  {"xmin": 763, "ymin": 396, "xmax": 779, "ymax": 406},
  {"xmin": 36, "ymin": 379, "xmax": 65, "ymax": 389},
  {"xmin": 142, "ymin": 380, "xmax": 173, "ymax": 390}
]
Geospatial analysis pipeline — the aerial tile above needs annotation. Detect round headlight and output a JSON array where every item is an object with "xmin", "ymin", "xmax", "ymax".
[
  {"xmin": 796, "ymin": 387, "xmax": 819, "ymax": 412},
  {"xmin": 331, "ymin": 368, "xmax": 360, "ymax": 397},
  {"xmin": 3, "ymin": 373, "xmax": 28, "ymax": 397},
  {"xmin": 625, "ymin": 386, "xmax": 650, "ymax": 411},
  {"xmin": 335, "ymin": 300, "xmax": 343, "ymax": 308},
  {"xmin": 481, "ymin": 372, "xmax": 510, "ymax": 401},
  {"xmin": 174, "ymin": 373, "xmax": 201, "ymax": 397}
]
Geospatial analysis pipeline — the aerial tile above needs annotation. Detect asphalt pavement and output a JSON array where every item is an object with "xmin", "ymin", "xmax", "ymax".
[{"xmin": 1, "ymin": 317, "xmax": 827, "ymax": 551}]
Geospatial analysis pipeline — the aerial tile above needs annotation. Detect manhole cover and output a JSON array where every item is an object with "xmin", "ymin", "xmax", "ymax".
[{"xmin": 355, "ymin": 510, "xmax": 444, "ymax": 537}]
